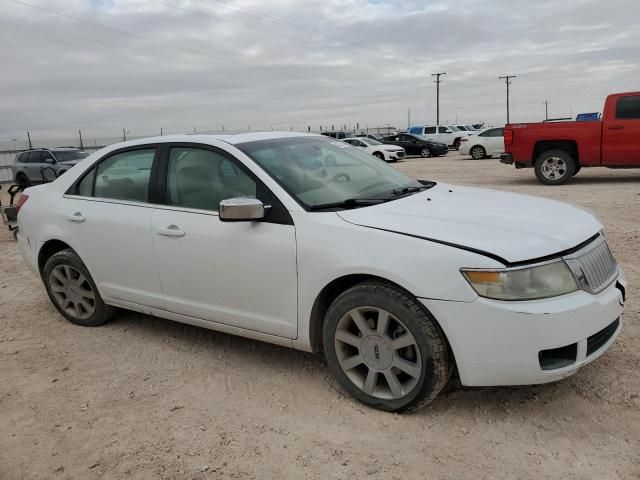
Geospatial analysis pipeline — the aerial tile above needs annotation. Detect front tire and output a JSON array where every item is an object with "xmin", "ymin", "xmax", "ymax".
[
  {"xmin": 43, "ymin": 249, "xmax": 115, "ymax": 327},
  {"xmin": 372, "ymin": 152, "xmax": 385, "ymax": 161},
  {"xmin": 420, "ymin": 147, "xmax": 431, "ymax": 158},
  {"xmin": 534, "ymin": 149, "xmax": 576, "ymax": 185},
  {"xmin": 470, "ymin": 145, "xmax": 486, "ymax": 160},
  {"xmin": 322, "ymin": 282, "xmax": 452, "ymax": 413}
]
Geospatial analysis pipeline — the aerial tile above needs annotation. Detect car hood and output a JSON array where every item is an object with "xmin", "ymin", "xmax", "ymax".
[
  {"xmin": 382, "ymin": 145, "xmax": 404, "ymax": 151},
  {"xmin": 336, "ymin": 183, "xmax": 602, "ymax": 264},
  {"xmin": 59, "ymin": 160, "xmax": 82, "ymax": 166}
]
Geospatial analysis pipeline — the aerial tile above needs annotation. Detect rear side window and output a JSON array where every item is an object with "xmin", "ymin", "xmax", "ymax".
[
  {"xmin": 424, "ymin": 127, "xmax": 436, "ymax": 134},
  {"xmin": 615, "ymin": 96, "xmax": 640, "ymax": 119},
  {"xmin": 93, "ymin": 149, "xmax": 155, "ymax": 202},
  {"xmin": 16, "ymin": 152, "xmax": 28, "ymax": 163}
]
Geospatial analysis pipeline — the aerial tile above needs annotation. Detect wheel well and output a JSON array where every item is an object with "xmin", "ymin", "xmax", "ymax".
[
  {"xmin": 308, "ymin": 275, "xmax": 429, "ymax": 353},
  {"xmin": 372, "ymin": 151, "xmax": 383, "ymax": 157},
  {"xmin": 38, "ymin": 240, "xmax": 72, "ymax": 277},
  {"xmin": 533, "ymin": 140, "xmax": 579, "ymax": 165}
]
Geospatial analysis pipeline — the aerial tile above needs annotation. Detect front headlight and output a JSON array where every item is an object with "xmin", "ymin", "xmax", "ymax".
[{"xmin": 461, "ymin": 261, "xmax": 578, "ymax": 301}]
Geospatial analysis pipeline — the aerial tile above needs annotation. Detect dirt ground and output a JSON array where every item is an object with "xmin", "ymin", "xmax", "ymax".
[{"xmin": 1, "ymin": 153, "xmax": 639, "ymax": 480}]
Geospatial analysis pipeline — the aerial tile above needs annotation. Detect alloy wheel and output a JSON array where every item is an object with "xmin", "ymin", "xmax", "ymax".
[
  {"xmin": 541, "ymin": 157, "xmax": 567, "ymax": 180},
  {"xmin": 49, "ymin": 265, "xmax": 96, "ymax": 320},
  {"xmin": 334, "ymin": 307, "xmax": 422, "ymax": 400}
]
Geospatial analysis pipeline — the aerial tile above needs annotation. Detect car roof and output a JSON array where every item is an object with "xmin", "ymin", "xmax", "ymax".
[
  {"xmin": 22, "ymin": 147, "xmax": 84, "ymax": 152},
  {"xmin": 105, "ymin": 131, "xmax": 319, "ymax": 149}
]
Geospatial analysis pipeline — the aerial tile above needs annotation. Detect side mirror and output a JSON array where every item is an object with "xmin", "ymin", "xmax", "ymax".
[
  {"xmin": 44, "ymin": 158, "xmax": 55, "ymax": 164},
  {"xmin": 219, "ymin": 197, "xmax": 266, "ymax": 221}
]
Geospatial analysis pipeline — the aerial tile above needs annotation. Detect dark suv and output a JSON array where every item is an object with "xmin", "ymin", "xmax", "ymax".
[{"xmin": 12, "ymin": 147, "xmax": 88, "ymax": 188}]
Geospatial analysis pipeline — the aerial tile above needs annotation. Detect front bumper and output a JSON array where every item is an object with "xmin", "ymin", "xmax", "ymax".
[
  {"xmin": 420, "ymin": 270, "xmax": 626, "ymax": 386},
  {"xmin": 386, "ymin": 150, "xmax": 405, "ymax": 160},
  {"xmin": 500, "ymin": 153, "xmax": 514, "ymax": 164}
]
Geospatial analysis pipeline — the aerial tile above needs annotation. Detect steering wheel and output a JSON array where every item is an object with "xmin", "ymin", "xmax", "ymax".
[{"xmin": 328, "ymin": 172, "xmax": 351, "ymax": 183}]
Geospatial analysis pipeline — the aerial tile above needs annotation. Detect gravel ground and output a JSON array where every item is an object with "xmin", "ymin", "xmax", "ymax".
[{"xmin": 1, "ymin": 153, "xmax": 639, "ymax": 479}]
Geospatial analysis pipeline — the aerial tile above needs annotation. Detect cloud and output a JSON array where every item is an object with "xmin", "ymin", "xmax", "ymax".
[{"xmin": 1, "ymin": 0, "xmax": 639, "ymax": 139}]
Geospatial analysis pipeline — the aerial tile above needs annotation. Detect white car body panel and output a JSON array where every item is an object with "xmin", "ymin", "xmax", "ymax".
[
  {"xmin": 343, "ymin": 138, "xmax": 405, "ymax": 161},
  {"xmin": 16, "ymin": 132, "xmax": 624, "ymax": 388},
  {"xmin": 459, "ymin": 127, "xmax": 505, "ymax": 157},
  {"xmin": 337, "ymin": 183, "xmax": 602, "ymax": 263}
]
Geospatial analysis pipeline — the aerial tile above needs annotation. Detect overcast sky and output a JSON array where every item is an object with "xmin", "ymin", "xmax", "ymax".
[{"xmin": 1, "ymin": 0, "xmax": 639, "ymax": 140}]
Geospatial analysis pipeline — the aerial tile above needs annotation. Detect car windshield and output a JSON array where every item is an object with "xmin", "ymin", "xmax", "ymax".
[
  {"xmin": 55, "ymin": 151, "xmax": 88, "ymax": 161},
  {"xmin": 448, "ymin": 126, "xmax": 461, "ymax": 131},
  {"xmin": 237, "ymin": 136, "xmax": 430, "ymax": 210},
  {"xmin": 361, "ymin": 138, "xmax": 382, "ymax": 146}
]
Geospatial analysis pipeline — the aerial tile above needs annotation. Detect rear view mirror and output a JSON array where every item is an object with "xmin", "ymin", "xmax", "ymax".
[{"xmin": 219, "ymin": 197, "xmax": 266, "ymax": 221}]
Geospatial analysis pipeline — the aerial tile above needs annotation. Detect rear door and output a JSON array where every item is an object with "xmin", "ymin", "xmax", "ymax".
[
  {"xmin": 487, "ymin": 128, "xmax": 505, "ymax": 155},
  {"xmin": 602, "ymin": 94, "xmax": 640, "ymax": 165},
  {"xmin": 62, "ymin": 146, "xmax": 164, "ymax": 308},
  {"xmin": 26, "ymin": 151, "xmax": 43, "ymax": 181}
]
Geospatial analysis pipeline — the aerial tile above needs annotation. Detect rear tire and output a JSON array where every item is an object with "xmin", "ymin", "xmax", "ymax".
[
  {"xmin": 534, "ymin": 149, "xmax": 576, "ymax": 185},
  {"xmin": 470, "ymin": 145, "xmax": 486, "ymax": 160},
  {"xmin": 322, "ymin": 282, "xmax": 452, "ymax": 413},
  {"xmin": 43, "ymin": 249, "xmax": 115, "ymax": 327}
]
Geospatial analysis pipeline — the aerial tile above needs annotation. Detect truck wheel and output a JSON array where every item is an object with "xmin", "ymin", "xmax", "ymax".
[
  {"xmin": 534, "ymin": 149, "xmax": 576, "ymax": 185},
  {"xmin": 322, "ymin": 282, "xmax": 452, "ymax": 413}
]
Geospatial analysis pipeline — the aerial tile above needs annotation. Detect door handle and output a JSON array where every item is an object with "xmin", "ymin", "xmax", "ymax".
[
  {"xmin": 608, "ymin": 125, "xmax": 624, "ymax": 130},
  {"xmin": 157, "ymin": 225, "xmax": 185, "ymax": 237},
  {"xmin": 67, "ymin": 212, "xmax": 86, "ymax": 223}
]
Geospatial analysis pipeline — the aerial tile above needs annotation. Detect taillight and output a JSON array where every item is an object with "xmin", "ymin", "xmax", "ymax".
[
  {"xmin": 15, "ymin": 194, "xmax": 29, "ymax": 214},
  {"xmin": 504, "ymin": 129, "xmax": 513, "ymax": 146}
]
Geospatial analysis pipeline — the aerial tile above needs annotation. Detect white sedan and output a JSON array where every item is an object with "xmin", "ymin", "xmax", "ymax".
[
  {"xmin": 459, "ymin": 127, "xmax": 505, "ymax": 159},
  {"xmin": 343, "ymin": 137, "xmax": 405, "ymax": 162},
  {"xmin": 16, "ymin": 132, "xmax": 625, "ymax": 412}
]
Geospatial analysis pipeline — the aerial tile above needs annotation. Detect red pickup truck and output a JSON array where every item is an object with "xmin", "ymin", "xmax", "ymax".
[{"xmin": 500, "ymin": 92, "xmax": 640, "ymax": 185}]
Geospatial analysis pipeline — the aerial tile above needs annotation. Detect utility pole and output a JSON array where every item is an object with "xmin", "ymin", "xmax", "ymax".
[
  {"xmin": 122, "ymin": 128, "xmax": 126, "ymax": 142},
  {"xmin": 78, "ymin": 129, "xmax": 84, "ymax": 149},
  {"xmin": 498, "ymin": 75, "xmax": 516, "ymax": 124},
  {"xmin": 431, "ymin": 72, "xmax": 446, "ymax": 125},
  {"xmin": 27, "ymin": 131, "xmax": 32, "ymax": 149},
  {"xmin": 407, "ymin": 108, "xmax": 411, "ymax": 129},
  {"xmin": 160, "ymin": 127, "xmax": 163, "ymax": 136},
  {"xmin": 543, "ymin": 100, "xmax": 550, "ymax": 120}
]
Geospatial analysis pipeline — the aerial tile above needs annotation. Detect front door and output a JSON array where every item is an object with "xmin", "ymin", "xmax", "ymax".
[
  {"xmin": 151, "ymin": 145, "xmax": 298, "ymax": 339},
  {"xmin": 603, "ymin": 94, "xmax": 640, "ymax": 166}
]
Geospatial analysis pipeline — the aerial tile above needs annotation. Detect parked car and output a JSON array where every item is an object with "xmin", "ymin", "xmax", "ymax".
[
  {"xmin": 17, "ymin": 132, "xmax": 625, "ymax": 412},
  {"xmin": 459, "ymin": 127, "xmax": 505, "ymax": 159},
  {"xmin": 321, "ymin": 131, "xmax": 353, "ymax": 140},
  {"xmin": 382, "ymin": 133, "xmax": 448, "ymax": 157},
  {"xmin": 343, "ymin": 137, "xmax": 405, "ymax": 162},
  {"xmin": 353, "ymin": 133, "xmax": 385, "ymax": 142},
  {"xmin": 13, "ymin": 147, "xmax": 88, "ymax": 188},
  {"xmin": 407, "ymin": 125, "xmax": 471, "ymax": 150},
  {"xmin": 501, "ymin": 92, "xmax": 640, "ymax": 184}
]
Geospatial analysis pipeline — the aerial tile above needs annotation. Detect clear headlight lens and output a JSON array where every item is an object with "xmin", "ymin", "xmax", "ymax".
[{"xmin": 461, "ymin": 261, "xmax": 578, "ymax": 301}]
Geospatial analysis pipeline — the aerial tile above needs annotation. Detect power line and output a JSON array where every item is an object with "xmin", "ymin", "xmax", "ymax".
[
  {"xmin": 7, "ymin": 0, "xmax": 383, "ymax": 96},
  {"xmin": 431, "ymin": 72, "xmax": 446, "ymax": 125},
  {"xmin": 498, "ymin": 75, "xmax": 516, "ymax": 124}
]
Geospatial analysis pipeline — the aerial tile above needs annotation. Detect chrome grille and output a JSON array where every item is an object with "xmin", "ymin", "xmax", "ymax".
[{"xmin": 564, "ymin": 236, "xmax": 618, "ymax": 294}]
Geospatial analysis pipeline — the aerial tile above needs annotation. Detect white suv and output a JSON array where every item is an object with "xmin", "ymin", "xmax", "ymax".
[
  {"xmin": 407, "ymin": 125, "xmax": 471, "ymax": 150},
  {"xmin": 16, "ymin": 132, "xmax": 625, "ymax": 412}
]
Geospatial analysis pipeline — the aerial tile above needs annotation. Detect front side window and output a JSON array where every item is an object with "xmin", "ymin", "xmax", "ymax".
[
  {"xmin": 28, "ymin": 151, "xmax": 43, "ymax": 163},
  {"xmin": 41, "ymin": 151, "xmax": 55, "ymax": 162},
  {"xmin": 93, "ymin": 148, "xmax": 155, "ymax": 202},
  {"xmin": 615, "ymin": 96, "xmax": 640, "ymax": 120},
  {"xmin": 237, "ymin": 137, "xmax": 424, "ymax": 209},
  {"xmin": 424, "ymin": 127, "xmax": 436, "ymax": 134},
  {"xmin": 361, "ymin": 138, "xmax": 382, "ymax": 146},
  {"xmin": 167, "ymin": 147, "xmax": 257, "ymax": 211},
  {"xmin": 438, "ymin": 127, "xmax": 450, "ymax": 134}
]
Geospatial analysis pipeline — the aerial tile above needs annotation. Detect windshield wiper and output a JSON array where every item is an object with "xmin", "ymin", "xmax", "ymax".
[{"xmin": 308, "ymin": 197, "xmax": 390, "ymax": 211}]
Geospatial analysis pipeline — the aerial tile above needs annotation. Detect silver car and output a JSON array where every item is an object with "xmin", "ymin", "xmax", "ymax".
[{"xmin": 13, "ymin": 147, "xmax": 88, "ymax": 188}]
